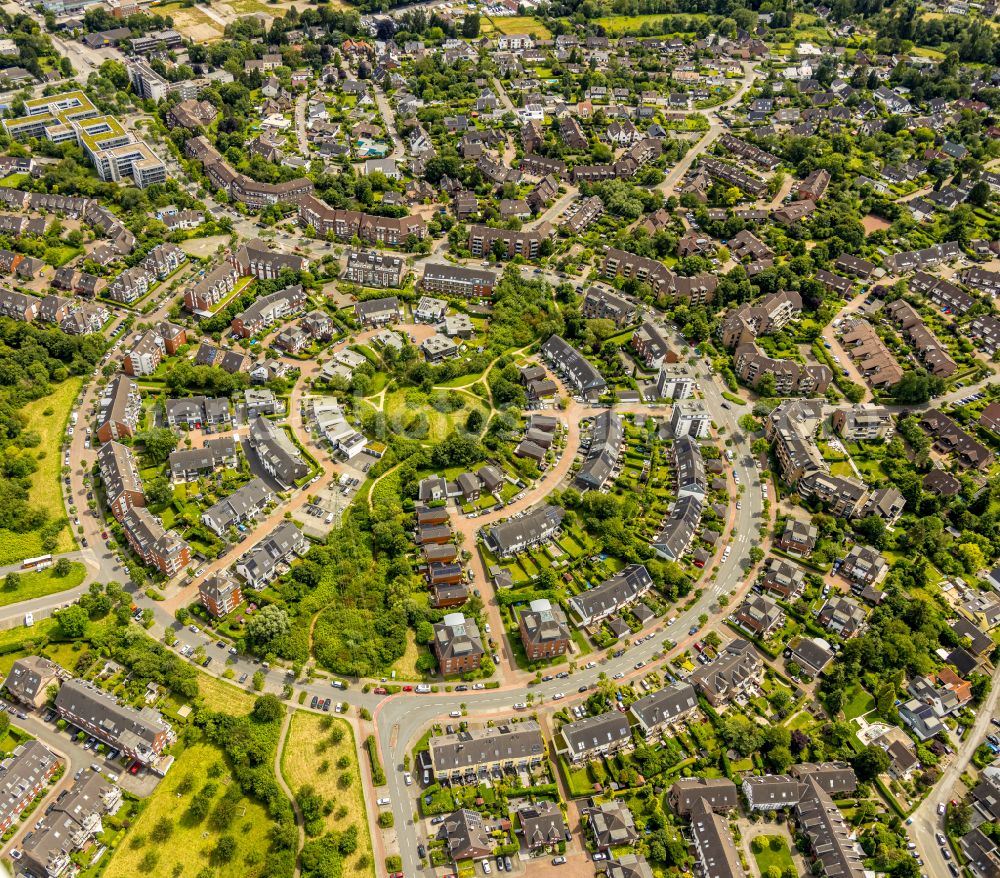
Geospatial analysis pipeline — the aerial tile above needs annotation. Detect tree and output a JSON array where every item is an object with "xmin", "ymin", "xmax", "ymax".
[
  {"xmin": 252, "ymin": 671, "xmax": 265, "ymax": 692},
  {"xmin": 461, "ymin": 13, "xmax": 480, "ymax": 37},
  {"xmin": 851, "ymin": 743, "xmax": 890, "ymax": 781},
  {"xmin": 948, "ymin": 799, "xmax": 972, "ymax": 836},
  {"xmin": 3, "ymin": 572, "xmax": 20, "ymax": 592},
  {"xmin": 756, "ymin": 373, "xmax": 777, "ymax": 397},
  {"xmin": 55, "ymin": 605, "xmax": 88, "ymax": 638},
  {"xmin": 748, "ymin": 546, "xmax": 764, "ymax": 564},
  {"xmin": 465, "ymin": 408, "xmax": 484, "ymax": 434},
  {"xmin": 968, "ymin": 180, "xmax": 991, "ymax": 207},
  {"xmin": 245, "ymin": 605, "xmax": 290, "ymax": 650},
  {"xmin": 213, "ymin": 835, "xmax": 237, "ymax": 864},
  {"xmin": 253, "ymin": 694, "xmax": 284, "ymax": 723},
  {"xmin": 54, "ymin": 558, "xmax": 72, "ymax": 577},
  {"xmin": 136, "ymin": 428, "xmax": 180, "ymax": 464},
  {"xmin": 766, "ymin": 867, "xmax": 783, "ymax": 878},
  {"xmin": 146, "ymin": 477, "xmax": 174, "ymax": 508}
]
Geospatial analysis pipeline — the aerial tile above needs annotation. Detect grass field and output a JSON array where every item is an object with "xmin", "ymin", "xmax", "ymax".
[
  {"xmin": 591, "ymin": 13, "xmax": 703, "ymax": 32},
  {"xmin": 0, "ymin": 377, "xmax": 82, "ymax": 564},
  {"xmin": 483, "ymin": 15, "xmax": 551, "ymax": 38},
  {"xmin": 280, "ymin": 711, "xmax": 375, "ymax": 878},
  {"xmin": 0, "ymin": 172, "xmax": 29, "ymax": 188},
  {"xmin": 196, "ymin": 671, "xmax": 256, "ymax": 715},
  {"xmin": 389, "ymin": 629, "xmax": 422, "ymax": 680},
  {"xmin": 383, "ymin": 389, "xmax": 487, "ymax": 444},
  {"xmin": 103, "ymin": 741, "xmax": 274, "ymax": 878},
  {"xmin": 751, "ymin": 836, "xmax": 795, "ymax": 875},
  {"xmin": 0, "ymin": 562, "xmax": 85, "ymax": 608}
]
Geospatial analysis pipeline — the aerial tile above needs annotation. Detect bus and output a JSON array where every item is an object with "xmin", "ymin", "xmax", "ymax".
[{"xmin": 21, "ymin": 555, "xmax": 53, "ymax": 571}]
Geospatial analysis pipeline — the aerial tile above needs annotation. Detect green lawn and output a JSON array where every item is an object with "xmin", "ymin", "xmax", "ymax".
[
  {"xmin": 0, "ymin": 562, "xmax": 86, "ymax": 608},
  {"xmin": 842, "ymin": 684, "xmax": 874, "ymax": 720},
  {"xmin": 0, "ymin": 172, "xmax": 29, "ymax": 188},
  {"xmin": 591, "ymin": 12, "xmax": 704, "ymax": 32},
  {"xmin": 751, "ymin": 836, "xmax": 795, "ymax": 876},
  {"xmin": 483, "ymin": 15, "xmax": 551, "ymax": 38},
  {"xmin": 0, "ymin": 377, "xmax": 82, "ymax": 564}
]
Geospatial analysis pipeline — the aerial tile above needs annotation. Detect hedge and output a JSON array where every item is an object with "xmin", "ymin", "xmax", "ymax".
[{"xmin": 365, "ymin": 734, "xmax": 386, "ymax": 786}]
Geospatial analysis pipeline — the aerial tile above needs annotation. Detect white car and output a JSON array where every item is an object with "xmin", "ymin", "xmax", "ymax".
[
  {"xmin": 613, "ymin": 672, "xmax": 624, "ymax": 679},
  {"xmin": 376, "ymin": 797, "xmax": 391, "ymax": 806},
  {"xmin": 938, "ymin": 802, "xmax": 946, "ymax": 815},
  {"xmin": 512, "ymin": 702, "xmax": 527, "ymax": 710},
  {"xmin": 483, "ymin": 860, "xmax": 491, "ymax": 875},
  {"xmin": 404, "ymin": 772, "xmax": 412, "ymax": 786},
  {"xmin": 552, "ymin": 692, "xmax": 565, "ymax": 700}
]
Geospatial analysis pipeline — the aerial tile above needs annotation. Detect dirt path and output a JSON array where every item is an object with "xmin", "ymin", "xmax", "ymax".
[{"xmin": 275, "ymin": 707, "xmax": 305, "ymax": 878}]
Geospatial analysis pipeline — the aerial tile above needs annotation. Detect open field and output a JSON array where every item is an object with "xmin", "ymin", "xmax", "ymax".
[
  {"xmin": 483, "ymin": 15, "xmax": 552, "ymax": 38},
  {"xmin": 196, "ymin": 671, "xmax": 257, "ymax": 715},
  {"xmin": 0, "ymin": 562, "xmax": 85, "ymax": 608},
  {"xmin": 103, "ymin": 741, "xmax": 274, "ymax": 878},
  {"xmin": 383, "ymin": 389, "xmax": 488, "ymax": 444},
  {"xmin": 0, "ymin": 377, "xmax": 82, "ymax": 564},
  {"xmin": 591, "ymin": 13, "xmax": 705, "ymax": 32},
  {"xmin": 280, "ymin": 711, "xmax": 375, "ymax": 878},
  {"xmin": 157, "ymin": 2, "xmax": 224, "ymax": 41},
  {"xmin": 389, "ymin": 629, "xmax": 421, "ymax": 680}
]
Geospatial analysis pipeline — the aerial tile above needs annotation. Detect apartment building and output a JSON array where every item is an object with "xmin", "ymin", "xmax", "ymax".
[
  {"xmin": 832, "ymin": 404, "xmax": 895, "ymax": 441},
  {"xmin": 186, "ymin": 135, "xmax": 313, "ymax": 209},
  {"xmin": 601, "ymin": 247, "xmax": 717, "ymax": 304},
  {"xmin": 121, "ymin": 507, "xmax": 191, "ymax": 576},
  {"xmin": 96, "ymin": 374, "xmax": 141, "ymax": 443},
  {"xmin": 632, "ymin": 321, "xmax": 676, "ymax": 368},
  {"xmin": 734, "ymin": 342, "xmax": 832, "ymax": 394},
  {"xmin": 721, "ymin": 289, "xmax": 801, "ymax": 348},
  {"xmin": 229, "ymin": 239, "xmax": 309, "ymax": 280},
  {"xmin": 2, "ymin": 657, "xmax": 62, "ymax": 709},
  {"xmin": 0, "ymin": 741, "xmax": 59, "ymax": 833},
  {"xmin": 249, "ymin": 415, "xmax": 309, "ymax": 487},
  {"xmin": 467, "ymin": 223, "xmax": 554, "ymax": 260},
  {"xmin": 518, "ymin": 599, "xmax": 571, "ymax": 661},
  {"xmin": 670, "ymin": 402, "xmax": 711, "ymax": 438},
  {"xmin": 199, "ymin": 574, "xmax": 243, "ymax": 619},
  {"xmin": 123, "ymin": 330, "xmax": 165, "ymax": 377},
  {"xmin": 231, "ymin": 285, "xmax": 307, "ymax": 337},
  {"xmin": 433, "ymin": 613, "xmax": 484, "ymax": 675},
  {"xmin": 581, "ymin": 286, "xmax": 638, "ymax": 326},
  {"xmin": 183, "ymin": 262, "xmax": 239, "ymax": 313},
  {"xmin": 297, "ymin": 194, "xmax": 426, "ymax": 244},
  {"xmin": 344, "ymin": 249, "xmax": 405, "ymax": 288},
  {"xmin": 98, "ymin": 440, "xmax": 145, "ymax": 522},
  {"xmin": 421, "ymin": 263, "xmax": 496, "ymax": 299},
  {"xmin": 55, "ymin": 678, "xmax": 174, "ymax": 764}
]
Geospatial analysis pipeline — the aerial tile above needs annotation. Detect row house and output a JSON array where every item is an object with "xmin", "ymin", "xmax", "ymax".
[
  {"xmin": 561, "ymin": 711, "xmax": 631, "ymax": 763},
  {"xmin": 920, "ymin": 409, "xmax": 994, "ymax": 471},
  {"xmin": 540, "ymin": 334, "xmax": 607, "ymax": 399},
  {"xmin": 567, "ymin": 563, "xmax": 652, "ymax": 627},
  {"xmin": 690, "ymin": 638, "xmax": 762, "ymax": 707},
  {"xmin": 721, "ymin": 289, "xmax": 801, "ymax": 348},
  {"xmin": 718, "ymin": 133, "xmax": 781, "ymax": 169},
  {"xmin": 630, "ymin": 682, "xmax": 699, "ymax": 738},
  {"xmin": 910, "ymin": 270, "xmax": 975, "ymax": 315},
  {"xmin": 235, "ymin": 520, "xmax": 308, "ymax": 589},
  {"xmin": 429, "ymin": 721, "xmax": 544, "ymax": 783}
]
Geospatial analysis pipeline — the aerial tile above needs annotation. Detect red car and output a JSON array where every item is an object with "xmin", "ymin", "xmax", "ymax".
[
  {"xmin": 129, "ymin": 763, "xmax": 140, "ymax": 775},
  {"xmin": 373, "ymin": 687, "xmax": 387, "ymax": 695},
  {"xmin": 402, "ymin": 685, "xmax": 413, "ymax": 692}
]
